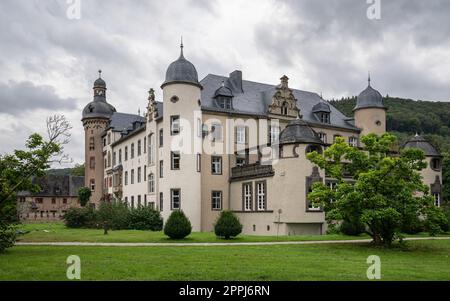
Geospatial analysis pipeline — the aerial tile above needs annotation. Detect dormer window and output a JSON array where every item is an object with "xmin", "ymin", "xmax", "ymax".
[
  {"xmin": 319, "ymin": 112, "xmax": 330, "ymax": 124},
  {"xmin": 217, "ymin": 96, "xmax": 232, "ymax": 109}
]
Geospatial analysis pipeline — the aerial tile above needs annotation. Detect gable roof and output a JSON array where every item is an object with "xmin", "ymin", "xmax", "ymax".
[
  {"xmin": 108, "ymin": 112, "xmax": 146, "ymax": 132},
  {"xmin": 200, "ymin": 74, "xmax": 359, "ymax": 131}
]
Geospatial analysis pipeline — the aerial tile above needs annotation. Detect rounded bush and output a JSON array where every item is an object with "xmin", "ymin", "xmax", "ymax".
[
  {"xmin": 214, "ymin": 210, "xmax": 243, "ymax": 239},
  {"xmin": 163, "ymin": 210, "xmax": 192, "ymax": 239},
  {"xmin": 97, "ymin": 201, "xmax": 129, "ymax": 230},
  {"xmin": 63, "ymin": 207, "xmax": 96, "ymax": 228},
  {"xmin": 128, "ymin": 206, "xmax": 163, "ymax": 231},
  {"xmin": 0, "ymin": 224, "xmax": 16, "ymax": 253}
]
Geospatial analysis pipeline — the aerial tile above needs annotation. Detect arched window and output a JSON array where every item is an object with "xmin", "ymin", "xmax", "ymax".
[
  {"xmin": 281, "ymin": 102, "xmax": 289, "ymax": 115},
  {"xmin": 148, "ymin": 173, "xmax": 155, "ymax": 193}
]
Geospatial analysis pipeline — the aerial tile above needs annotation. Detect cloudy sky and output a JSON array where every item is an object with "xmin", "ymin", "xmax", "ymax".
[{"xmin": 1, "ymin": 0, "xmax": 450, "ymax": 167}]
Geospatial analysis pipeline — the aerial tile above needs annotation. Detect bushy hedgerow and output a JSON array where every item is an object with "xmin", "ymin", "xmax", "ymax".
[
  {"xmin": 214, "ymin": 211, "xmax": 242, "ymax": 239},
  {"xmin": 64, "ymin": 202, "xmax": 163, "ymax": 232},
  {"xmin": 163, "ymin": 210, "xmax": 192, "ymax": 239},
  {"xmin": 128, "ymin": 206, "xmax": 163, "ymax": 231},
  {"xmin": 63, "ymin": 207, "xmax": 97, "ymax": 228}
]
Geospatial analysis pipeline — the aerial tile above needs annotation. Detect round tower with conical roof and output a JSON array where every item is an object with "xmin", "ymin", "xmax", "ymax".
[
  {"xmin": 159, "ymin": 41, "xmax": 203, "ymax": 231},
  {"xmin": 353, "ymin": 76, "xmax": 387, "ymax": 136},
  {"xmin": 82, "ymin": 71, "xmax": 116, "ymax": 206}
]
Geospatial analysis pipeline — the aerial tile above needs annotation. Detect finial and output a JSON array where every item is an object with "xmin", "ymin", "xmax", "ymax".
[
  {"xmin": 368, "ymin": 71, "xmax": 371, "ymax": 86},
  {"xmin": 221, "ymin": 80, "xmax": 225, "ymax": 87},
  {"xmin": 180, "ymin": 36, "xmax": 184, "ymax": 58},
  {"xmin": 148, "ymin": 88, "xmax": 155, "ymax": 102},
  {"xmin": 138, "ymin": 108, "xmax": 141, "ymax": 116},
  {"xmin": 98, "ymin": 69, "xmax": 102, "ymax": 78}
]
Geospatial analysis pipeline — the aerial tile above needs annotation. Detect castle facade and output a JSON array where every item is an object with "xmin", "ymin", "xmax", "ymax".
[{"xmin": 81, "ymin": 44, "xmax": 443, "ymax": 235}]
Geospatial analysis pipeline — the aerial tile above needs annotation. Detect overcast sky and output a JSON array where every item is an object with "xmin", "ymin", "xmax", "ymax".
[{"xmin": 1, "ymin": 0, "xmax": 450, "ymax": 167}]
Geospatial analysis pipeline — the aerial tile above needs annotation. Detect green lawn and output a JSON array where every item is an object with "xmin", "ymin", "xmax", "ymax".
[
  {"xmin": 16, "ymin": 222, "xmax": 373, "ymax": 243},
  {"xmin": 1, "ymin": 240, "xmax": 449, "ymax": 280}
]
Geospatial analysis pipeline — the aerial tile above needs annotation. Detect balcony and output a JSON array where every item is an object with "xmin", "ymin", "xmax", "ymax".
[{"xmin": 230, "ymin": 163, "xmax": 274, "ymax": 182}]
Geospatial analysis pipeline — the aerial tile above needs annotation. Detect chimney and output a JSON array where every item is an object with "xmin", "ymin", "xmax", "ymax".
[{"xmin": 227, "ymin": 70, "xmax": 243, "ymax": 94}]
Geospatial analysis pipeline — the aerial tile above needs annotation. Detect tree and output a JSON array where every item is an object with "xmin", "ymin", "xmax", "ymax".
[
  {"xmin": 77, "ymin": 187, "xmax": 91, "ymax": 207},
  {"xmin": 307, "ymin": 133, "xmax": 446, "ymax": 246},
  {"xmin": 70, "ymin": 163, "xmax": 85, "ymax": 176},
  {"xmin": 163, "ymin": 210, "xmax": 192, "ymax": 239},
  {"xmin": 214, "ymin": 211, "xmax": 243, "ymax": 239},
  {"xmin": 0, "ymin": 115, "xmax": 71, "ymax": 251}
]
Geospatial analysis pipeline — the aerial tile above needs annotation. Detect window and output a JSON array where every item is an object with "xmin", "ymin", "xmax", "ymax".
[
  {"xmin": 196, "ymin": 154, "xmax": 201, "ymax": 172},
  {"xmin": 211, "ymin": 123, "xmax": 222, "ymax": 141},
  {"xmin": 124, "ymin": 171, "xmax": 128, "ymax": 185},
  {"xmin": 159, "ymin": 160, "xmax": 164, "ymax": 178},
  {"xmin": 148, "ymin": 133, "xmax": 154, "ymax": 165},
  {"xmin": 137, "ymin": 167, "xmax": 141, "ymax": 183},
  {"xmin": 51, "ymin": 198, "xmax": 56, "ymax": 204},
  {"xmin": 236, "ymin": 126, "xmax": 246, "ymax": 144},
  {"xmin": 143, "ymin": 137, "xmax": 147, "ymax": 154},
  {"xmin": 256, "ymin": 181, "xmax": 266, "ymax": 211},
  {"xmin": 218, "ymin": 97, "xmax": 232, "ymax": 109},
  {"xmin": 138, "ymin": 140, "xmax": 141, "ymax": 156},
  {"xmin": 90, "ymin": 179, "xmax": 95, "ymax": 191},
  {"xmin": 211, "ymin": 156, "xmax": 222, "ymax": 175},
  {"xmin": 431, "ymin": 158, "xmax": 441, "ymax": 171},
  {"xmin": 318, "ymin": 132, "xmax": 327, "ymax": 144},
  {"xmin": 269, "ymin": 125, "xmax": 280, "ymax": 144},
  {"xmin": 159, "ymin": 129, "xmax": 164, "ymax": 147},
  {"xmin": 131, "ymin": 196, "xmax": 135, "ymax": 208},
  {"xmin": 103, "ymin": 138, "xmax": 106, "ymax": 147},
  {"xmin": 197, "ymin": 119, "xmax": 202, "ymax": 137},
  {"xmin": 107, "ymin": 133, "xmax": 111, "ymax": 145},
  {"xmin": 107, "ymin": 151, "xmax": 111, "ymax": 167},
  {"xmin": 326, "ymin": 181, "xmax": 338, "ymax": 202},
  {"xmin": 211, "ymin": 191, "xmax": 222, "ymax": 210},
  {"xmin": 138, "ymin": 195, "xmax": 141, "ymax": 207},
  {"xmin": 144, "ymin": 165, "xmax": 147, "ymax": 181},
  {"xmin": 148, "ymin": 173, "xmax": 155, "ymax": 193},
  {"xmin": 35, "ymin": 198, "xmax": 43, "ymax": 204},
  {"xmin": 89, "ymin": 157, "xmax": 95, "ymax": 169},
  {"xmin": 171, "ymin": 189, "xmax": 181, "ymax": 210},
  {"xmin": 113, "ymin": 152, "xmax": 116, "ymax": 166},
  {"xmin": 89, "ymin": 137, "xmax": 95, "ymax": 150},
  {"xmin": 308, "ymin": 184, "xmax": 321, "ymax": 211},
  {"xmin": 349, "ymin": 137, "xmax": 358, "ymax": 147},
  {"xmin": 320, "ymin": 113, "xmax": 330, "ymax": 124},
  {"xmin": 131, "ymin": 169, "xmax": 135, "ymax": 184},
  {"xmin": 236, "ymin": 157, "xmax": 246, "ymax": 167},
  {"xmin": 131, "ymin": 143, "xmax": 135, "ymax": 159},
  {"xmin": 159, "ymin": 192, "xmax": 163, "ymax": 212},
  {"xmin": 125, "ymin": 146, "xmax": 128, "ymax": 161},
  {"xmin": 171, "ymin": 115, "xmax": 180, "ymax": 135},
  {"xmin": 281, "ymin": 102, "xmax": 288, "ymax": 115},
  {"xmin": 243, "ymin": 183, "xmax": 252, "ymax": 211},
  {"xmin": 433, "ymin": 193, "xmax": 441, "ymax": 207},
  {"xmin": 171, "ymin": 152, "xmax": 180, "ymax": 170}
]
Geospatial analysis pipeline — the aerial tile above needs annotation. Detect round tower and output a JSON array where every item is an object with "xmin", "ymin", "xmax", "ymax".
[
  {"xmin": 353, "ymin": 76, "xmax": 387, "ymax": 136},
  {"xmin": 81, "ymin": 71, "xmax": 116, "ymax": 206},
  {"xmin": 160, "ymin": 42, "xmax": 203, "ymax": 231},
  {"xmin": 403, "ymin": 134, "xmax": 443, "ymax": 206}
]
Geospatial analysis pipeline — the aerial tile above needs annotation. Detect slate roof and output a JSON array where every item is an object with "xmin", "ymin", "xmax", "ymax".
[
  {"xmin": 353, "ymin": 84, "xmax": 386, "ymax": 111},
  {"xmin": 108, "ymin": 112, "xmax": 146, "ymax": 132},
  {"xmin": 279, "ymin": 119, "xmax": 323, "ymax": 145},
  {"xmin": 200, "ymin": 74, "xmax": 359, "ymax": 131},
  {"xmin": 18, "ymin": 175, "xmax": 85, "ymax": 197},
  {"xmin": 161, "ymin": 47, "xmax": 201, "ymax": 89},
  {"xmin": 403, "ymin": 135, "xmax": 441, "ymax": 157}
]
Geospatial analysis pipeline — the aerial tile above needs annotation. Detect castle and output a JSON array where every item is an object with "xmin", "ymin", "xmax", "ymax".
[{"xmin": 81, "ymin": 43, "xmax": 443, "ymax": 235}]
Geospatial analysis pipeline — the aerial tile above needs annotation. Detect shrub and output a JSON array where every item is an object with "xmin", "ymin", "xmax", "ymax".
[
  {"xmin": 77, "ymin": 187, "xmax": 91, "ymax": 207},
  {"xmin": 214, "ymin": 210, "xmax": 242, "ymax": 239},
  {"xmin": 340, "ymin": 219, "xmax": 366, "ymax": 236},
  {"xmin": 97, "ymin": 201, "xmax": 129, "ymax": 230},
  {"xmin": 128, "ymin": 206, "xmax": 163, "ymax": 231},
  {"xmin": 164, "ymin": 210, "xmax": 192, "ymax": 239},
  {"xmin": 63, "ymin": 207, "xmax": 97, "ymax": 228},
  {"xmin": 0, "ymin": 224, "xmax": 16, "ymax": 253},
  {"xmin": 400, "ymin": 213, "xmax": 424, "ymax": 234}
]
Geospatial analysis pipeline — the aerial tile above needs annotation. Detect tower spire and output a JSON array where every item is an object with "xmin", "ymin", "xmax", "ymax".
[
  {"xmin": 98, "ymin": 69, "xmax": 102, "ymax": 78},
  {"xmin": 368, "ymin": 71, "xmax": 371, "ymax": 87}
]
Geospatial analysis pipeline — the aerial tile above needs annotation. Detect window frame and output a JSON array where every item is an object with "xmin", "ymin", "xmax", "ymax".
[
  {"xmin": 211, "ymin": 191, "xmax": 223, "ymax": 211},
  {"xmin": 211, "ymin": 156, "xmax": 222, "ymax": 175},
  {"xmin": 242, "ymin": 182, "xmax": 253, "ymax": 211},
  {"xmin": 170, "ymin": 189, "xmax": 181, "ymax": 210},
  {"xmin": 255, "ymin": 181, "xmax": 267, "ymax": 211},
  {"xmin": 170, "ymin": 115, "xmax": 180, "ymax": 135},
  {"xmin": 171, "ymin": 151, "xmax": 180, "ymax": 170}
]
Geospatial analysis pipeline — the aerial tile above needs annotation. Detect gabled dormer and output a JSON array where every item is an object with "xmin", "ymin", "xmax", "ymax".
[
  {"xmin": 267, "ymin": 75, "xmax": 300, "ymax": 119},
  {"xmin": 214, "ymin": 82, "xmax": 234, "ymax": 110}
]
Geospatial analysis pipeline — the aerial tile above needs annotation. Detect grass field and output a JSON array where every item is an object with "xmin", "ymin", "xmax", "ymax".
[
  {"xmin": 1, "ymin": 240, "xmax": 449, "ymax": 280},
  {"xmin": 16, "ymin": 223, "xmax": 371, "ymax": 243},
  {"xmin": 15, "ymin": 223, "xmax": 449, "ymax": 243}
]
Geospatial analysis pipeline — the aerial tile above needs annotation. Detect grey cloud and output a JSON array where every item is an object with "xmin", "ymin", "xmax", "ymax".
[{"xmin": 0, "ymin": 80, "xmax": 77, "ymax": 115}]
